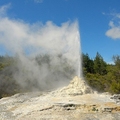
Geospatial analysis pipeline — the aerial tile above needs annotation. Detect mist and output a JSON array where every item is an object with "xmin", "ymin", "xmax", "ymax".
[{"xmin": 0, "ymin": 9, "xmax": 81, "ymax": 91}]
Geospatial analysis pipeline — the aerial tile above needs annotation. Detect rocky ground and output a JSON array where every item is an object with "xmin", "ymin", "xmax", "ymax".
[{"xmin": 0, "ymin": 76, "xmax": 120, "ymax": 120}]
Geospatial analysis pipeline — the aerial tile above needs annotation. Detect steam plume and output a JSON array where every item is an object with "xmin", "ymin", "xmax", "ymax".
[{"xmin": 0, "ymin": 6, "xmax": 82, "ymax": 91}]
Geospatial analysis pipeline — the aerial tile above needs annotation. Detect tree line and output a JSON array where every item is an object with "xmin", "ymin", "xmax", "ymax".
[{"xmin": 0, "ymin": 53, "xmax": 120, "ymax": 98}]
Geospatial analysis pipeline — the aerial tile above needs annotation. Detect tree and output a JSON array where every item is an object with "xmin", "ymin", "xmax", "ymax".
[
  {"xmin": 112, "ymin": 55, "xmax": 120, "ymax": 81},
  {"xmin": 113, "ymin": 55, "xmax": 120, "ymax": 69},
  {"xmin": 82, "ymin": 53, "xmax": 94, "ymax": 74},
  {"xmin": 94, "ymin": 52, "xmax": 107, "ymax": 75}
]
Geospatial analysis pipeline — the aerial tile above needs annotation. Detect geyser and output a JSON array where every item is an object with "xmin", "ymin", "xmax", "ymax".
[
  {"xmin": 75, "ymin": 31, "xmax": 83, "ymax": 78},
  {"xmin": 0, "ymin": 13, "xmax": 82, "ymax": 91}
]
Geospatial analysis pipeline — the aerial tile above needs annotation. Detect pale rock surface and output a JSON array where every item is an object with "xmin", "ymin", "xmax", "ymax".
[{"xmin": 0, "ymin": 76, "xmax": 120, "ymax": 120}]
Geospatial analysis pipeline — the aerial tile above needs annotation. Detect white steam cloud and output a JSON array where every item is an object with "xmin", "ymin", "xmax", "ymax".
[{"xmin": 0, "ymin": 4, "xmax": 81, "ymax": 91}]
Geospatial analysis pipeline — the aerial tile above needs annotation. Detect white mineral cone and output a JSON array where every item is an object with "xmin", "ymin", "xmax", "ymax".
[{"xmin": 50, "ymin": 76, "xmax": 93, "ymax": 96}]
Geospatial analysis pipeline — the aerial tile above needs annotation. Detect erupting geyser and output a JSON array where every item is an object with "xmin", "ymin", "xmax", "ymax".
[
  {"xmin": 0, "ymin": 19, "xmax": 85, "ymax": 91},
  {"xmin": 75, "ymin": 31, "xmax": 83, "ymax": 78},
  {"xmin": 0, "ymin": 20, "xmax": 120, "ymax": 120},
  {"xmin": 67, "ymin": 21, "xmax": 83, "ymax": 80}
]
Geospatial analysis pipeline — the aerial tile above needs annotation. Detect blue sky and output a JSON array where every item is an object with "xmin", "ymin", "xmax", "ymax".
[{"xmin": 0, "ymin": 0, "xmax": 120, "ymax": 63}]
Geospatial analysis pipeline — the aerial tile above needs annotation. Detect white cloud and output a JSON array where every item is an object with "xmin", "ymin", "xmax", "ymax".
[
  {"xmin": 102, "ymin": 12, "xmax": 105, "ymax": 15},
  {"xmin": 116, "ymin": 13, "xmax": 120, "ymax": 19},
  {"xmin": 110, "ymin": 13, "xmax": 120, "ymax": 19},
  {"xmin": 34, "ymin": 0, "xmax": 43, "ymax": 3},
  {"xmin": 0, "ymin": 3, "xmax": 11, "ymax": 16},
  {"xmin": 105, "ymin": 13, "xmax": 120, "ymax": 39},
  {"xmin": 106, "ymin": 23, "xmax": 120, "ymax": 39},
  {"xmin": 109, "ymin": 21, "xmax": 114, "ymax": 27}
]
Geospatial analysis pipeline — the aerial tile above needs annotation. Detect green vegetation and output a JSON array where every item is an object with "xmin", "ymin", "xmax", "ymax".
[
  {"xmin": 0, "ymin": 56, "xmax": 20, "ymax": 98},
  {"xmin": 83, "ymin": 53, "xmax": 120, "ymax": 94},
  {"xmin": 0, "ymin": 53, "xmax": 120, "ymax": 98}
]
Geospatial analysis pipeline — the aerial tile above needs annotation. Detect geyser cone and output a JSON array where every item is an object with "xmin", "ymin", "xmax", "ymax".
[{"xmin": 50, "ymin": 76, "xmax": 93, "ymax": 96}]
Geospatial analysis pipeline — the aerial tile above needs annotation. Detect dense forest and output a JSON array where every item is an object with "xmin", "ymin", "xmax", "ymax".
[{"xmin": 0, "ymin": 52, "xmax": 120, "ymax": 98}]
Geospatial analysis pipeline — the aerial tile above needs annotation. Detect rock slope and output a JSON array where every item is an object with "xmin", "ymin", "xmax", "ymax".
[{"xmin": 0, "ymin": 76, "xmax": 120, "ymax": 120}]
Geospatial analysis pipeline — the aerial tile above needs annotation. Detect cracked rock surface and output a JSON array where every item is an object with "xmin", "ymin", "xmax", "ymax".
[{"xmin": 0, "ymin": 76, "xmax": 120, "ymax": 120}]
